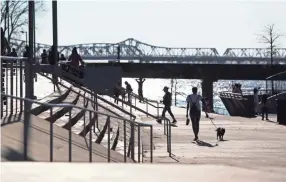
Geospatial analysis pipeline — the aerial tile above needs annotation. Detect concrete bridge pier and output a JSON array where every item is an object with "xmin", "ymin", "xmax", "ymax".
[{"xmin": 201, "ymin": 77, "xmax": 216, "ymax": 112}]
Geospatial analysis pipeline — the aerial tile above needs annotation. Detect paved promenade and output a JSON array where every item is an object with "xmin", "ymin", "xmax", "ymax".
[
  {"xmin": 138, "ymin": 108, "xmax": 286, "ymax": 171},
  {"xmin": 2, "ymin": 163, "xmax": 286, "ymax": 182}
]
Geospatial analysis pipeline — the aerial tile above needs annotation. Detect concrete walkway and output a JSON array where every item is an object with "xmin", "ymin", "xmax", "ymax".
[
  {"xmin": 140, "ymin": 109, "xmax": 286, "ymax": 171},
  {"xmin": 2, "ymin": 163, "xmax": 286, "ymax": 182}
]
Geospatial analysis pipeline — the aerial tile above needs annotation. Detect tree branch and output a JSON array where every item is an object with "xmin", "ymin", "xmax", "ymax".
[{"xmin": 1, "ymin": 0, "xmax": 45, "ymax": 45}]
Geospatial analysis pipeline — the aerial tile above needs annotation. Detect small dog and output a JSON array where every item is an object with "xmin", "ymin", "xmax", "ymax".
[{"xmin": 216, "ymin": 127, "xmax": 225, "ymax": 141}]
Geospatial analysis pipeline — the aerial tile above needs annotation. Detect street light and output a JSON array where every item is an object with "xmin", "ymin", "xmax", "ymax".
[{"xmin": 20, "ymin": 30, "xmax": 27, "ymax": 45}]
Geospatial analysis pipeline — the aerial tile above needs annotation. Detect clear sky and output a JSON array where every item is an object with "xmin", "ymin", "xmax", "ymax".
[{"xmin": 34, "ymin": 0, "xmax": 286, "ymax": 54}]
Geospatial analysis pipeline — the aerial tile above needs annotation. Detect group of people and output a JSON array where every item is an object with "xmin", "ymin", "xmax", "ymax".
[
  {"xmin": 40, "ymin": 46, "xmax": 85, "ymax": 78},
  {"xmin": 41, "ymin": 47, "xmax": 84, "ymax": 66},
  {"xmin": 232, "ymin": 83, "xmax": 242, "ymax": 94},
  {"xmin": 113, "ymin": 78, "xmax": 146, "ymax": 105},
  {"xmin": 113, "ymin": 79, "xmax": 208, "ymax": 141},
  {"xmin": 113, "ymin": 81, "xmax": 133, "ymax": 104}
]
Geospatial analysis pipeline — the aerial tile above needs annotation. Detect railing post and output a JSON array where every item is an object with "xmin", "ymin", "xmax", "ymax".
[
  {"xmin": 15, "ymin": 59, "xmax": 18, "ymax": 113},
  {"xmin": 23, "ymin": 0, "xmax": 35, "ymax": 160},
  {"xmin": 68, "ymin": 109, "xmax": 72, "ymax": 162},
  {"xmin": 130, "ymin": 122, "xmax": 135, "ymax": 161},
  {"xmin": 129, "ymin": 102, "xmax": 132, "ymax": 120},
  {"xmin": 9, "ymin": 61, "xmax": 13, "ymax": 114},
  {"xmin": 5, "ymin": 66, "xmax": 8, "ymax": 115},
  {"xmin": 89, "ymin": 111, "xmax": 92, "ymax": 162},
  {"xmin": 169, "ymin": 119, "xmax": 172, "ymax": 157},
  {"xmin": 50, "ymin": 107, "xmax": 53, "ymax": 162},
  {"xmin": 165, "ymin": 118, "xmax": 169, "ymax": 152},
  {"xmin": 19, "ymin": 61, "xmax": 23, "ymax": 112},
  {"xmin": 137, "ymin": 124, "xmax": 141, "ymax": 163},
  {"xmin": 124, "ymin": 120, "xmax": 127, "ymax": 163},
  {"xmin": 157, "ymin": 102, "xmax": 159, "ymax": 117},
  {"xmin": 95, "ymin": 91, "xmax": 98, "ymax": 129},
  {"xmin": 146, "ymin": 102, "xmax": 148, "ymax": 117},
  {"xmin": 150, "ymin": 125, "xmax": 153, "ymax": 163},
  {"xmin": 163, "ymin": 118, "xmax": 166, "ymax": 135},
  {"xmin": 107, "ymin": 116, "xmax": 111, "ymax": 162}
]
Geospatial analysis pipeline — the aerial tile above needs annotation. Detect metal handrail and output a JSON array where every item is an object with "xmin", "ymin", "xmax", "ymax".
[
  {"xmin": 2, "ymin": 93, "xmax": 153, "ymax": 163},
  {"xmin": 117, "ymin": 87, "xmax": 163, "ymax": 117},
  {"xmin": 1, "ymin": 56, "xmax": 172, "ymax": 161},
  {"xmin": 1, "ymin": 56, "xmax": 28, "ymax": 61},
  {"xmin": 37, "ymin": 71, "xmax": 137, "ymax": 120},
  {"xmin": 38, "ymin": 64, "xmax": 172, "ymax": 158}
]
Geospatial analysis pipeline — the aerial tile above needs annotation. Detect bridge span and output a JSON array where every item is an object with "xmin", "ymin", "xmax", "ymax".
[
  {"xmin": 10, "ymin": 38, "xmax": 286, "ymax": 65},
  {"xmin": 6, "ymin": 38, "xmax": 286, "ymax": 114}
]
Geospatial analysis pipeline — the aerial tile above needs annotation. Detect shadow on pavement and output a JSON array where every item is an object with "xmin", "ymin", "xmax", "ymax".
[
  {"xmin": 196, "ymin": 140, "xmax": 218, "ymax": 148},
  {"xmin": 1, "ymin": 147, "xmax": 35, "ymax": 161},
  {"xmin": 1, "ymin": 113, "xmax": 23, "ymax": 127}
]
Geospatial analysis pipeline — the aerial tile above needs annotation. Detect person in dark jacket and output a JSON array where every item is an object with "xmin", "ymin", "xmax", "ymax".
[
  {"xmin": 9, "ymin": 48, "xmax": 18, "ymax": 57},
  {"xmin": 48, "ymin": 45, "xmax": 59, "ymax": 65},
  {"xmin": 9, "ymin": 48, "xmax": 18, "ymax": 74},
  {"xmin": 136, "ymin": 77, "xmax": 146, "ymax": 102},
  {"xmin": 41, "ymin": 49, "xmax": 48, "ymax": 64},
  {"xmin": 157, "ymin": 86, "xmax": 177, "ymax": 124},
  {"xmin": 113, "ymin": 81, "xmax": 121, "ymax": 104},
  {"xmin": 125, "ymin": 81, "xmax": 133, "ymax": 103},
  {"xmin": 23, "ymin": 46, "xmax": 29, "ymax": 58}
]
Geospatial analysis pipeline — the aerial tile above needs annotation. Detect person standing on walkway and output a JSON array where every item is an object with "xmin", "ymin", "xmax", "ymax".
[
  {"xmin": 9, "ymin": 48, "xmax": 18, "ymax": 57},
  {"xmin": 125, "ymin": 81, "xmax": 133, "ymax": 104},
  {"xmin": 186, "ymin": 87, "xmax": 207, "ymax": 141},
  {"xmin": 253, "ymin": 88, "xmax": 259, "ymax": 115},
  {"xmin": 260, "ymin": 94, "xmax": 269, "ymax": 120},
  {"xmin": 113, "ymin": 81, "xmax": 121, "ymax": 104},
  {"xmin": 135, "ymin": 77, "xmax": 146, "ymax": 102},
  {"xmin": 41, "ymin": 49, "xmax": 48, "ymax": 64},
  {"xmin": 9, "ymin": 48, "xmax": 18, "ymax": 75},
  {"xmin": 157, "ymin": 86, "xmax": 177, "ymax": 124}
]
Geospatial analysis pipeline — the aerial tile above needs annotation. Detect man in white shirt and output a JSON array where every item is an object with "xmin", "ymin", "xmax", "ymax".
[{"xmin": 186, "ymin": 87, "xmax": 207, "ymax": 141}]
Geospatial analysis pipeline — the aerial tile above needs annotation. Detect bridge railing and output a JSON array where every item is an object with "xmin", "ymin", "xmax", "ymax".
[
  {"xmin": 1, "ymin": 93, "xmax": 153, "ymax": 163},
  {"xmin": 220, "ymin": 89, "xmax": 286, "ymax": 98}
]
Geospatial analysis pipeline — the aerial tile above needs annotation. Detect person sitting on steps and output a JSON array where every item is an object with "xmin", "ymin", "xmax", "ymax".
[
  {"xmin": 157, "ymin": 86, "xmax": 177, "ymax": 124},
  {"xmin": 186, "ymin": 87, "xmax": 207, "ymax": 141}
]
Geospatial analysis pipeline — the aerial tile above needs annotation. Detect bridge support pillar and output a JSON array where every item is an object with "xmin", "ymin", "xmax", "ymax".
[{"xmin": 201, "ymin": 78, "xmax": 214, "ymax": 112}]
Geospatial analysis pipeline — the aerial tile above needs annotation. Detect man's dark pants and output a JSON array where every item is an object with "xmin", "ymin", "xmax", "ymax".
[
  {"xmin": 190, "ymin": 111, "xmax": 201, "ymax": 137},
  {"xmin": 138, "ymin": 89, "xmax": 143, "ymax": 102},
  {"xmin": 162, "ymin": 105, "xmax": 175, "ymax": 120},
  {"xmin": 262, "ymin": 106, "xmax": 268, "ymax": 120}
]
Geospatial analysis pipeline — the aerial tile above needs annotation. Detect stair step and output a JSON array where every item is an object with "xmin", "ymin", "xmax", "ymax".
[{"xmin": 37, "ymin": 90, "xmax": 80, "ymax": 122}]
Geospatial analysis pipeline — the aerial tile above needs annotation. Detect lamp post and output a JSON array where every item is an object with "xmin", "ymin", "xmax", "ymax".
[{"xmin": 20, "ymin": 31, "xmax": 28, "ymax": 45}]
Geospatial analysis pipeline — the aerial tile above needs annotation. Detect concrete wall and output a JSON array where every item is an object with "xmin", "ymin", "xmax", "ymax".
[{"xmin": 84, "ymin": 66, "xmax": 122, "ymax": 95}]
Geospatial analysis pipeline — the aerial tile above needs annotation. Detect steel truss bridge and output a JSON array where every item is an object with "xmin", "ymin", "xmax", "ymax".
[{"xmin": 10, "ymin": 38, "xmax": 286, "ymax": 64}]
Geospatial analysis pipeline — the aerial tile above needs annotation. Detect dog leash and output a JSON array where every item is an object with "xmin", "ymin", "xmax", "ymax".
[{"xmin": 205, "ymin": 112, "xmax": 218, "ymax": 129}]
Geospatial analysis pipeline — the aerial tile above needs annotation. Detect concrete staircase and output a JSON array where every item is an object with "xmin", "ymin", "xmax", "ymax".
[{"xmin": 26, "ymin": 84, "xmax": 147, "ymax": 162}]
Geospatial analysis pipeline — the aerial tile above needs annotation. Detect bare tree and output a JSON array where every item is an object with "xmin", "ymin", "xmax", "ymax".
[
  {"xmin": 258, "ymin": 24, "xmax": 283, "ymax": 66},
  {"xmin": 1, "ymin": 1, "xmax": 45, "ymax": 45},
  {"xmin": 170, "ymin": 79, "xmax": 186, "ymax": 106}
]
